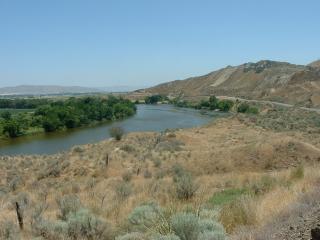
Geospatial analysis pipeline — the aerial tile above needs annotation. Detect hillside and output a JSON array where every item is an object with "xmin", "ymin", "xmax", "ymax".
[
  {"xmin": 143, "ymin": 60, "xmax": 320, "ymax": 107},
  {"xmin": 0, "ymin": 85, "xmax": 100, "ymax": 95},
  {"xmin": 1, "ymin": 106, "xmax": 320, "ymax": 239}
]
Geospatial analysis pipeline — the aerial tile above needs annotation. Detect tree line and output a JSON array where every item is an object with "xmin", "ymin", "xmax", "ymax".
[{"xmin": 0, "ymin": 96, "xmax": 136, "ymax": 138}]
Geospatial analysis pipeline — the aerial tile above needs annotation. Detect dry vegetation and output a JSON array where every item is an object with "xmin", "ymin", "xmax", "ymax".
[{"xmin": 0, "ymin": 107, "xmax": 320, "ymax": 239}]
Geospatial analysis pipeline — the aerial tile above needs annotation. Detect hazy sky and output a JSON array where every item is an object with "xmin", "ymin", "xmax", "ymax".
[{"xmin": 1, "ymin": 0, "xmax": 319, "ymax": 88}]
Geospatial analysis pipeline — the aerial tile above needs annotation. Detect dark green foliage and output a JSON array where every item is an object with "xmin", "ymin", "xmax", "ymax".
[
  {"xmin": 145, "ymin": 95, "xmax": 168, "ymax": 104},
  {"xmin": 2, "ymin": 119, "xmax": 21, "ymax": 137},
  {"xmin": 175, "ymin": 95, "xmax": 235, "ymax": 112},
  {"xmin": 217, "ymin": 100, "xmax": 234, "ymax": 112},
  {"xmin": 0, "ymin": 98, "xmax": 50, "ymax": 109},
  {"xmin": 237, "ymin": 102, "xmax": 259, "ymax": 114},
  {"xmin": 0, "ymin": 111, "xmax": 12, "ymax": 120},
  {"xmin": 0, "ymin": 96, "xmax": 136, "ymax": 137}
]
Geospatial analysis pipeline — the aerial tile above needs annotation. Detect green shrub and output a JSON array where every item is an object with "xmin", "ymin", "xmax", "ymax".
[
  {"xmin": 290, "ymin": 165, "xmax": 304, "ymax": 180},
  {"xmin": 217, "ymin": 100, "xmax": 234, "ymax": 112},
  {"xmin": 110, "ymin": 126, "xmax": 124, "ymax": 140},
  {"xmin": 237, "ymin": 103, "xmax": 259, "ymax": 114},
  {"xmin": 171, "ymin": 212, "xmax": 200, "ymax": 240}
]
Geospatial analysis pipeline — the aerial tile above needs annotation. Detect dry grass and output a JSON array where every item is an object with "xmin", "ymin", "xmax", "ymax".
[{"xmin": 0, "ymin": 114, "xmax": 320, "ymax": 239}]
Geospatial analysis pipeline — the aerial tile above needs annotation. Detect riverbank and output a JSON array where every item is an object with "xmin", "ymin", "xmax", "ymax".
[{"xmin": 0, "ymin": 106, "xmax": 319, "ymax": 239}]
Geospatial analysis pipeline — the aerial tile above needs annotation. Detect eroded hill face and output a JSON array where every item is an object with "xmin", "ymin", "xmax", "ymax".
[{"xmin": 144, "ymin": 60, "xmax": 320, "ymax": 107}]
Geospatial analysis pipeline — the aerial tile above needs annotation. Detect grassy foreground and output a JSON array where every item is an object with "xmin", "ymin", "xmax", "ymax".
[{"xmin": 0, "ymin": 106, "xmax": 319, "ymax": 239}]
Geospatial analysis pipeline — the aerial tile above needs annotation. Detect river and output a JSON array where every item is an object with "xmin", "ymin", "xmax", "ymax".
[{"xmin": 0, "ymin": 104, "xmax": 227, "ymax": 155}]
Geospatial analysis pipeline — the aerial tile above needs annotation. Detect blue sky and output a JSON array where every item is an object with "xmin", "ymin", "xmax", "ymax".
[{"xmin": 0, "ymin": 0, "xmax": 319, "ymax": 88}]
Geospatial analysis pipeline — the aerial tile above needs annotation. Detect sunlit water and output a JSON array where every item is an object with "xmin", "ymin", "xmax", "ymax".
[{"xmin": 0, "ymin": 104, "xmax": 227, "ymax": 155}]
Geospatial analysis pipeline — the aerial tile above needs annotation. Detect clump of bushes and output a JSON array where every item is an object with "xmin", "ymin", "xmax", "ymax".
[
  {"xmin": 237, "ymin": 102, "xmax": 259, "ymax": 114},
  {"xmin": 32, "ymin": 208, "xmax": 113, "ymax": 240},
  {"xmin": 117, "ymin": 203, "xmax": 226, "ymax": 240},
  {"xmin": 110, "ymin": 126, "xmax": 124, "ymax": 141}
]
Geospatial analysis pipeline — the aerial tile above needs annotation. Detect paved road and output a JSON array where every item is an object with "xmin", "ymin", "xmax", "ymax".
[{"xmin": 217, "ymin": 96, "xmax": 320, "ymax": 113}]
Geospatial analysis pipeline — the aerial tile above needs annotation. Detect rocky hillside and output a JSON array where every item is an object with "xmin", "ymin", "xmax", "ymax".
[{"xmin": 144, "ymin": 60, "xmax": 320, "ymax": 107}]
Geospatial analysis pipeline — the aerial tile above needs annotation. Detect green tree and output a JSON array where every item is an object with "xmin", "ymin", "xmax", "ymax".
[
  {"xmin": 0, "ymin": 111, "xmax": 12, "ymax": 120},
  {"xmin": 2, "ymin": 120, "xmax": 21, "ymax": 137}
]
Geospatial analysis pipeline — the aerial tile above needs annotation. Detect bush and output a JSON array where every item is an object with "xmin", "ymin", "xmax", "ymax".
[
  {"xmin": 151, "ymin": 234, "xmax": 180, "ymax": 240},
  {"xmin": 0, "ymin": 221, "xmax": 20, "ymax": 240},
  {"xmin": 2, "ymin": 120, "xmax": 21, "ymax": 137},
  {"xmin": 116, "ymin": 182, "xmax": 132, "ymax": 200},
  {"xmin": 174, "ymin": 171, "xmax": 198, "ymax": 200},
  {"xmin": 237, "ymin": 103, "xmax": 259, "ymax": 114},
  {"xmin": 66, "ymin": 208, "xmax": 113, "ymax": 240},
  {"xmin": 197, "ymin": 231, "xmax": 226, "ymax": 240},
  {"xmin": 116, "ymin": 232, "xmax": 147, "ymax": 240},
  {"xmin": 56, "ymin": 194, "xmax": 81, "ymax": 220},
  {"xmin": 217, "ymin": 100, "xmax": 234, "ymax": 112},
  {"xmin": 290, "ymin": 165, "xmax": 304, "ymax": 180},
  {"xmin": 128, "ymin": 202, "xmax": 163, "ymax": 232},
  {"xmin": 171, "ymin": 212, "xmax": 200, "ymax": 240},
  {"xmin": 122, "ymin": 171, "xmax": 133, "ymax": 182},
  {"xmin": 219, "ymin": 195, "xmax": 257, "ymax": 232},
  {"xmin": 110, "ymin": 126, "xmax": 124, "ymax": 140}
]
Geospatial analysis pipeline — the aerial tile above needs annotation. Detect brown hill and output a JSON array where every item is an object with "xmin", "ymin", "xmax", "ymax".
[
  {"xmin": 308, "ymin": 59, "xmax": 320, "ymax": 68},
  {"xmin": 144, "ymin": 60, "xmax": 320, "ymax": 107}
]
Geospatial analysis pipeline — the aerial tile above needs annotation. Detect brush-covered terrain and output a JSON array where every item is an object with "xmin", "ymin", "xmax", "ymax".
[
  {"xmin": 137, "ymin": 60, "xmax": 320, "ymax": 108},
  {"xmin": 0, "ymin": 104, "xmax": 320, "ymax": 240}
]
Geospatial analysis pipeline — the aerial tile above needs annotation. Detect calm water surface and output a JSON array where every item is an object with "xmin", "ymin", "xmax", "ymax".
[{"xmin": 0, "ymin": 105, "xmax": 227, "ymax": 155}]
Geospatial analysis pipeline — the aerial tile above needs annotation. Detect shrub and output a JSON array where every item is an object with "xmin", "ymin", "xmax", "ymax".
[
  {"xmin": 56, "ymin": 194, "xmax": 81, "ymax": 220},
  {"xmin": 116, "ymin": 232, "xmax": 147, "ymax": 240},
  {"xmin": 143, "ymin": 169, "xmax": 152, "ymax": 179},
  {"xmin": 174, "ymin": 172, "xmax": 198, "ymax": 200},
  {"xmin": 0, "ymin": 221, "xmax": 20, "ymax": 240},
  {"xmin": 171, "ymin": 212, "xmax": 200, "ymax": 240},
  {"xmin": 116, "ymin": 182, "xmax": 132, "ymax": 200},
  {"xmin": 219, "ymin": 195, "xmax": 257, "ymax": 232},
  {"xmin": 290, "ymin": 165, "xmax": 304, "ymax": 180},
  {"xmin": 66, "ymin": 208, "xmax": 113, "ymax": 240},
  {"xmin": 237, "ymin": 103, "xmax": 259, "ymax": 114},
  {"xmin": 122, "ymin": 171, "xmax": 133, "ymax": 182},
  {"xmin": 110, "ymin": 126, "xmax": 124, "ymax": 140},
  {"xmin": 217, "ymin": 100, "xmax": 234, "ymax": 112},
  {"xmin": 197, "ymin": 231, "xmax": 226, "ymax": 240},
  {"xmin": 151, "ymin": 234, "xmax": 180, "ymax": 240},
  {"xmin": 128, "ymin": 202, "xmax": 162, "ymax": 232}
]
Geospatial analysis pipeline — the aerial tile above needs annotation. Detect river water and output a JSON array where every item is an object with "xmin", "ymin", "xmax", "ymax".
[{"xmin": 0, "ymin": 104, "xmax": 227, "ymax": 155}]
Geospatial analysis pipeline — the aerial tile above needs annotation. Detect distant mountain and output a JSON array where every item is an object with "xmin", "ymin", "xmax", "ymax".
[
  {"xmin": 0, "ymin": 85, "xmax": 100, "ymax": 95},
  {"xmin": 98, "ymin": 85, "xmax": 148, "ymax": 93},
  {"xmin": 144, "ymin": 60, "xmax": 320, "ymax": 108}
]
